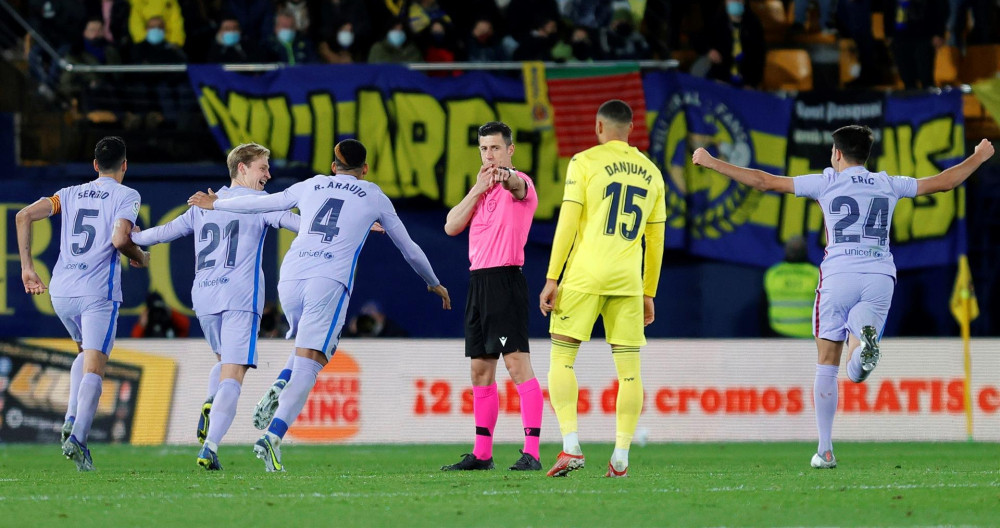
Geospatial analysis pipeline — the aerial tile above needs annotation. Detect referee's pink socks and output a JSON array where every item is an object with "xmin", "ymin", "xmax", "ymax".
[
  {"xmin": 472, "ymin": 383, "xmax": 499, "ymax": 460},
  {"xmin": 516, "ymin": 378, "xmax": 543, "ymax": 460}
]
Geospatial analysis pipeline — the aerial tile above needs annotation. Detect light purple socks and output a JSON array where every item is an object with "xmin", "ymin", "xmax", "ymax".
[
  {"xmin": 814, "ymin": 364, "xmax": 839, "ymax": 454},
  {"xmin": 206, "ymin": 361, "xmax": 222, "ymax": 399},
  {"xmin": 65, "ymin": 353, "xmax": 84, "ymax": 421},
  {"xmin": 71, "ymin": 372, "xmax": 103, "ymax": 444},
  {"xmin": 206, "ymin": 378, "xmax": 241, "ymax": 446},
  {"xmin": 270, "ymin": 355, "xmax": 324, "ymax": 439}
]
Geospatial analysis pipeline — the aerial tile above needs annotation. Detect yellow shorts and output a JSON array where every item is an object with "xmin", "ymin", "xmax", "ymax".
[{"xmin": 549, "ymin": 287, "xmax": 646, "ymax": 346}]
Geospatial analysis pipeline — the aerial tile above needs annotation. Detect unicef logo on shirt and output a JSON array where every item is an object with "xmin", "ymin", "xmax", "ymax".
[
  {"xmin": 79, "ymin": 263, "xmax": 88, "ymax": 271},
  {"xmin": 324, "ymin": 252, "xmax": 334, "ymax": 260},
  {"xmin": 220, "ymin": 277, "xmax": 230, "ymax": 284},
  {"xmin": 298, "ymin": 250, "xmax": 335, "ymax": 260}
]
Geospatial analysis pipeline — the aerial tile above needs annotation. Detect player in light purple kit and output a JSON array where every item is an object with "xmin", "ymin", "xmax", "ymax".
[
  {"xmin": 131, "ymin": 143, "xmax": 300, "ymax": 470},
  {"xmin": 188, "ymin": 139, "xmax": 451, "ymax": 472},
  {"xmin": 16, "ymin": 136, "xmax": 150, "ymax": 471},
  {"xmin": 693, "ymin": 125, "xmax": 994, "ymax": 468}
]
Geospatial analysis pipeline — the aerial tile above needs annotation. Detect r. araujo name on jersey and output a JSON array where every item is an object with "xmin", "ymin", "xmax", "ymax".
[
  {"xmin": 213, "ymin": 174, "xmax": 439, "ymax": 291},
  {"xmin": 561, "ymin": 140, "xmax": 667, "ymax": 296},
  {"xmin": 793, "ymin": 165, "xmax": 918, "ymax": 279},
  {"xmin": 50, "ymin": 176, "xmax": 141, "ymax": 302},
  {"xmin": 132, "ymin": 186, "xmax": 298, "ymax": 316}
]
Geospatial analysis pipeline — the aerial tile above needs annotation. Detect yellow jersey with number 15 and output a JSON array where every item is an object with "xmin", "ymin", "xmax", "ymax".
[{"xmin": 559, "ymin": 139, "xmax": 666, "ymax": 296}]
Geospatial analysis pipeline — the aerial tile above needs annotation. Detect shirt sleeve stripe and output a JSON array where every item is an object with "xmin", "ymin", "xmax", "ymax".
[{"xmin": 47, "ymin": 195, "xmax": 60, "ymax": 215}]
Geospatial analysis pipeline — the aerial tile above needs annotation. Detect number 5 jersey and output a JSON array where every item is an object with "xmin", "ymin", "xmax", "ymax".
[
  {"xmin": 793, "ymin": 166, "xmax": 918, "ymax": 280},
  {"xmin": 131, "ymin": 185, "xmax": 299, "ymax": 317},
  {"xmin": 49, "ymin": 176, "xmax": 141, "ymax": 302}
]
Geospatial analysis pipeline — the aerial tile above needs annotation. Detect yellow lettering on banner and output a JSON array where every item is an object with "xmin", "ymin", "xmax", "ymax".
[
  {"xmin": 497, "ymin": 102, "xmax": 560, "ymax": 219},
  {"xmin": 337, "ymin": 101, "xmax": 356, "ymax": 136},
  {"xmin": 393, "ymin": 92, "xmax": 444, "ymax": 200},
  {"xmin": 266, "ymin": 97, "xmax": 291, "ymax": 160},
  {"xmin": 199, "ymin": 87, "xmax": 253, "ymax": 147},
  {"xmin": 0, "ymin": 203, "xmax": 54, "ymax": 315},
  {"xmin": 879, "ymin": 119, "xmax": 962, "ymax": 242},
  {"xmin": 749, "ymin": 131, "xmax": 786, "ymax": 170},
  {"xmin": 292, "ymin": 102, "xmax": 312, "ymax": 137},
  {"xmin": 357, "ymin": 89, "xmax": 398, "ymax": 195},
  {"xmin": 248, "ymin": 98, "xmax": 271, "ymax": 147},
  {"xmin": 310, "ymin": 93, "xmax": 335, "ymax": 175},
  {"xmin": 444, "ymin": 99, "xmax": 496, "ymax": 207},
  {"xmin": 146, "ymin": 204, "xmax": 195, "ymax": 316}
]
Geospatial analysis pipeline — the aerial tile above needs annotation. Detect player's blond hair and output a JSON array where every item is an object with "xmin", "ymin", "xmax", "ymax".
[{"xmin": 227, "ymin": 143, "xmax": 270, "ymax": 179}]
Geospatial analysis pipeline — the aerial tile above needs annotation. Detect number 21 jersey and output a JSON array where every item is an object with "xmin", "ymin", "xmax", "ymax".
[{"xmin": 794, "ymin": 166, "xmax": 917, "ymax": 279}]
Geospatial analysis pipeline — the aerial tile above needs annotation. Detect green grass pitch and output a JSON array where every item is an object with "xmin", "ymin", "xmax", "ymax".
[{"xmin": 1, "ymin": 442, "xmax": 997, "ymax": 527}]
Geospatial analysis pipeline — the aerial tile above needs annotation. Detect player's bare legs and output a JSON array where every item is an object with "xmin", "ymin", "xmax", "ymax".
[
  {"xmin": 63, "ymin": 349, "xmax": 109, "ymax": 471},
  {"xmin": 255, "ymin": 347, "xmax": 327, "ymax": 471},
  {"xmin": 547, "ymin": 333, "xmax": 585, "ymax": 477},
  {"xmin": 812, "ymin": 338, "xmax": 844, "ymax": 469}
]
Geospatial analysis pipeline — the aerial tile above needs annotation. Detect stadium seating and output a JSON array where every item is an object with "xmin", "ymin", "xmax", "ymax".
[
  {"xmin": 959, "ymin": 44, "xmax": 1000, "ymax": 84},
  {"xmin": 762, "ymin": 49, "xmax": 812, "ymax": 91}
]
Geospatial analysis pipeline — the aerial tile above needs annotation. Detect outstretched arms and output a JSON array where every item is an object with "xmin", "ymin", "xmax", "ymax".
[
  {"xmin": 15, "ymin": 198, "xmax": 54, "ymax": 295},
  {"xmin": 188, "ymin": 187, "xmax": 298, "ymax": 213},
  {"xmin": 692, "ymin": 148, "xmax": 795, "ymax": 194},
  {"xmin": 915, "ymin": 139, "xmax": 994, "ymax": 196}
]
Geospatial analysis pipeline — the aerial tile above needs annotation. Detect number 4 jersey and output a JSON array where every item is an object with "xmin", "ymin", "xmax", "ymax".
[
  {"xmin": 131, "ymin": 186, "xmax": 300, "ymax": 316},
  {"xmin": 560, "ymin": 140, "xmax": 666, "ymax": 296},
  {"xmin": 794, "ymin": 166, "xmax": 918, "ymax": 279},
  {"xmin": 48, "ymin": 176, "xmax": 141, "ymax": 302},
  {"xmin": 212, "ymin": 174, "xmax": 440, "ymax": 291}
]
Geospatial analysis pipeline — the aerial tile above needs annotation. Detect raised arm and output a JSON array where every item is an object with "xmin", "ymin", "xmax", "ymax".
[
  {"xmin": 188, "ymin": 187, "xmax": 298, "ymax": 213},
  {"xmin": 444, "ymin": 164, "xmax": 493, "ymax": 236},
  {"xmin": 495, "ymin": 166, "xmax": 528, "ymax": 200},
  {"xmin": 131, "ymin": 208, "xmax": 194, "ymax": 246},
  {"xmin": 915, "ymin": 139, "xmax": 994, "ymax": 196},
  {"xmin": 15, "ymin": 198, "xmax": 54, "ymax": 295},
  {"xmin": 692, "ymin": 148, "xmax": 795, "ymax": 193}
]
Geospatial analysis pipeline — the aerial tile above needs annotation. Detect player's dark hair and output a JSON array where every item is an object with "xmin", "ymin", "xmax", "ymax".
[
  {"xmin": 597, "ymin": 99, "xmax": 633, "ymax": 125},
  {"xmin": 94, "ymin": 136, "xmax": 126, "ymax": 172},
  {"xmin": 334, "ymin": 139, "xmax": 367, "ymax": 171},
  {"xmin": 832, "ymin": 125, "xmax": 874, "ymax": 165},
  {"xmin": 478, "ymin": 121, "xmax": 513, "ymax": 146}
]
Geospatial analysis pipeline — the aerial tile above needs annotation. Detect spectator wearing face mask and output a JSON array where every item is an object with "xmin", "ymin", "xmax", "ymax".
[
  {"xmin": 597, "ymin": 7, "xmax": 650, "ymax": 60},
  {"xmin": 368, "ymin": 21, "xmax": 422, "ymax": 63},
  {"xmin": 319, "ymin": 22, "xmax": 359, "ymax": 63},
  {"xmin": 568, "ymin": 27, "xmax": 598, "ymax": 62},
  {"xmin": 317, "ymin": 0, "xmax": 372, "ymax": 58},
  {"xmin": 206, "ymin": 18, "xmax": 251, "ymax": 63},
  {"xmin": 261, "ymin": 11, "xmax": 317, "ymax": 64},
  {"xmin": 128, "ymin": 0, "xmax": 186, "ymax": 47},
  {"xmin": 130, "ymin": 15, "xmax": 189, "ymax": 128},
  {"xmin": 466, "ymin": 17, "xmax": 507, "ymax": 62}
]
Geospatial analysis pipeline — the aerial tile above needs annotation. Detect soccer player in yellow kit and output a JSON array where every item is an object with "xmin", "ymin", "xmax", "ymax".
[{"xmin": 540, "ymin": 99, "xmax": 666, "ymax": 477}]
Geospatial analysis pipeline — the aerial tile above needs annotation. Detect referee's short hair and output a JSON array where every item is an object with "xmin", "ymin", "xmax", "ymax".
[
  {"xmin": 478, "ymin": 121, "xmax": 513, "ymax": 146},
  {"xmin": 832, "ymin": 125, "xmax": 874, "ymax": 165},
  {"xmin": 94, "ymin": 136, "xmax": 126, "ymax": 172},
  {"xmin": 597, "ymin": 99, "xmax": 633, "ymax": 125},
  {"xmin": 334, "ymin": 139, "xmax": 367, "ymax": 171}
]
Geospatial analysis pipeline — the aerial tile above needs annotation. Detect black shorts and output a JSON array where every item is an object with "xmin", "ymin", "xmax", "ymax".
[{"xmin": 465, "ymin": 266, "xmax": 531, "ymax": 358}]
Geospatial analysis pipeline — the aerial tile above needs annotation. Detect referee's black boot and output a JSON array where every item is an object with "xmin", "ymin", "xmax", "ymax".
[{"xmin": 441, "ymin": 453, "xmax": 494, "ymax": 471}]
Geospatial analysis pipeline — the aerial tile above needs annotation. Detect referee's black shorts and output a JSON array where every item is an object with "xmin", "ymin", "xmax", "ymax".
[{"xmin": 464, "ymin": 266, "xmax": 531, "ymax": 358}]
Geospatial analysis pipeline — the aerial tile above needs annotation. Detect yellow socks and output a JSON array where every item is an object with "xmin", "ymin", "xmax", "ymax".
[
  {"xmin": 612, "ymin": 348, "xmax": 642, "ymax": 450},
  {"xmin": 548, "ymin": 339, "xmax": 581, "ymax": 436}
]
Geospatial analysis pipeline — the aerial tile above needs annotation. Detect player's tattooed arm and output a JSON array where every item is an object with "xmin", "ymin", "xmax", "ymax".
[
  {"xmin": 692, "ymin": 148, "xmax": 795, "ymax": 194},
  {"xmin": 916, "ymin": 139, "xmax": 994, "ymax": 196},
  {"xmin": 15, "ymin": 198, "xmax": 54, "ymax": 295}
]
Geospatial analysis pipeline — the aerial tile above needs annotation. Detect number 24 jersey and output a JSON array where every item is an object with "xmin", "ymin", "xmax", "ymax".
[{"xmin": 794, "ymin": 166, "xmax": 917, "ymax": 279}]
